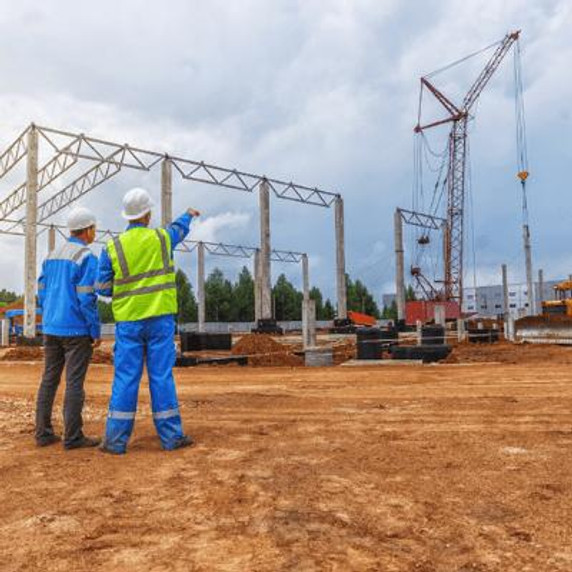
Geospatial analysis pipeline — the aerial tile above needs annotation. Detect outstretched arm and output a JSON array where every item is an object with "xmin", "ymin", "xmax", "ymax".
[{"xmin": 166, "ymin": 208, "xmax": 201, "ymax": 251}]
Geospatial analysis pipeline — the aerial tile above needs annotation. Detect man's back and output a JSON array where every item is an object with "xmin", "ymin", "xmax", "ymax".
[{"xmin": 39, "ymin": 238, "xmax": 99, "ymax": 338}]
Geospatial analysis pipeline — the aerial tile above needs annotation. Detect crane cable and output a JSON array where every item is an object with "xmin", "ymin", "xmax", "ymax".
[{"xmin": 514, "ymin": 38, "xmax": 529, "ymax": 226}]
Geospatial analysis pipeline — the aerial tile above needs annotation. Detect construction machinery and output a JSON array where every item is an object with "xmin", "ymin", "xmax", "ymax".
[
  {"xmin": 395, "ymin": 31, "xmax": 530, "ymax": 324},
  {"xmin": 515, "ymin": 280, "xmax": 572, "ymax": 344}
]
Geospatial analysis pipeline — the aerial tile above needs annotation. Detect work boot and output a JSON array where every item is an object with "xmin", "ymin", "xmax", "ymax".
[
  {"xmin": 169, "ymin": 435, "xmax": 195, "ymax": 451},
  {"xmin": 99, "ymin": 443, "xmax": 125, "ymax": 455},
  {"xmin": 64, "ymin": 436, "xmax": 101, "ymax": 450},
  {"xmin": 36, "ymin": 434, "xmax": 62, "ymax": 447}
]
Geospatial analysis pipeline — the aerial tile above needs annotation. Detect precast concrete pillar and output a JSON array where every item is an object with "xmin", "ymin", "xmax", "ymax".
[
  {"xmin": 523, "ymin": 224, "xmax": 535, "ymax": 315},
  {"xmin": 197, "ymin": 242, "xmax": 206, "ymax": 332},
  {"xmin": 24, "ymin": 126, "xmax": 38, "ymax": 339},
  {"xmin": 48, "ymin": 225, "xmax": 56, "ymax": 253},
  {"xmin": 394, "ymin": 209, "xmax": 406, "ymax": 322},
  {"xmin": 416, "ymin": 320, "xmax": 422, "ymax": 346},
  {"xmin": 457, "ymin": 318, "xmax": 465, "ymax": 343},
  {"xmin": 502, "ymin": 264, "xmax": 509, "ymax": 322},
  {"xmin": 253, "ymin": 249, "xmax": 262, "ymax": 323},
  {"xmin": 302, "ymin": 253, "xmax": 312, "ymax": 348},
  {"xmin": 334, "ymin": 196, "xmax": 347, "ymax": 320},
  {"xmin": 161, "ymin": 156, "xmax": 173, "ymax": 227},
  {"xmin": 259, "ymin": 180, "xmax": 272, "ymax": 319},
  {"xmin": 1, "ymin": 319, "xmax": 9, "ymax": 347},
  {"xmin": 434, "ymin": 304, "xmax": 446, "ymax": 327},
  {"xmin": 303, "ymin": 299, "xmax": 317, "ymax": 349}
]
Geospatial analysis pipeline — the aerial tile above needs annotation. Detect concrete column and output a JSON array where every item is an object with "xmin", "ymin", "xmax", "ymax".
[
  {"xmin": 259, "ymin": 180, "xmax": 272, "ymax": 319},
  {"xmin": 161, "ymin": 156, "xmax": 173, "ymax": 227},
  {"xmin": 538, "ymin": 268, "xmax": 544, "ymax": 306},
  {"xmin": 434, "ymin": 304, "xmax": 446, "ymax": 327},
  {"xmin": 253, "ymin": 249, "xmax": 262, "ymax": 323},
  {"xmin": 394, "ymin": 209, "xmax": 406, "ymax": 322},
  {"xmin": 302, "ymin": 253, "xmax": 311, "ymax": 348},
  {"xmin": 1, "ymin": 319, "xmax": 9, "ymax": 347},
  {"xmin": 334, "ymin": 196, "xmax": 347, "ymax": 320},
  {"xmin": 416, "ymin": 320, "xmax": 422, "ymax": 346},
  {"xmin": 197, "ymin": 242, "xmax": 205, "ymax": 332},
  {"xmin": 523, "ymin": 224, "xmax": 535, "ymax": 315},
  {"xmin": 502, "ymin": 264, "xmax": 509, "ymax": 322},
  {"xmin": 48, "ymin": 225, "xmax": 56, "ymax": 253},
  {"xmin": 303, "ymin": 299, "xmax": 317, "ymax": 349},
  {"xmin": 457, "ymin": 318, "xmax": 465, "ymax": 343},
  {"xmin": 24, "ymin": 126, "xmax": 38, "ymax": 339}
]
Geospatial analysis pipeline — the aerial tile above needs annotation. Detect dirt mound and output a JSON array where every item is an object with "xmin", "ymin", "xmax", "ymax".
[
  {"xmin": 1, "ymin": 346, "xmax": 113, "ymax": 364},
  {"xmin": 0, "ymin": 346, "xmax": 44, "ymax": 361},
  {"xmin": 232, "ymin": 334, "xmax": 303, "ymax": 367},
  {"xmin": 332, "ymin": 339, "xmax": 356, "ymax": 364},
  {"xmin": 444, "ymin": 340, "xmax": 572, "ymax": 364}
]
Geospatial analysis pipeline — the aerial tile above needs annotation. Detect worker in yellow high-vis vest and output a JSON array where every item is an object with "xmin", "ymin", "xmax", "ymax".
[{"xmin": 97, "ymin": 188, "xmax": 200, "ymax": 454}]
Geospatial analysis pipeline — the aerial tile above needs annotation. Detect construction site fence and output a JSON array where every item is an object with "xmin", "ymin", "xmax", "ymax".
[{"xmin": 101, "ymin": 320, "xmax": 339, "ymax": 336}]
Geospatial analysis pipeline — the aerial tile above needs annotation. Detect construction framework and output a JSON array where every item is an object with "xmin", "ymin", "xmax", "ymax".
[
  {"xmin": 394, "ymin": 208, "xmax": 446, "ymax": 321},
  {"xmin": 0, "ymin": 123, "xmax": 346, "ymax": 337}
]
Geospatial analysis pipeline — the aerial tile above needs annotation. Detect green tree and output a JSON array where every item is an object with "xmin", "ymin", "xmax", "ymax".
[
  {"xmin": 346, "ymin": 274, "xmax": 380, "ymax": 318},
  {"xmin": 323, "ymin": 298, "xmax": 335, "ymax": 320},
  {"xmin": 0, "ymin": 289, "xmax": 18, "ymax": 304},
  {"xmin": 232, "ymin": 266, "xmax": 255, "ymax": 321},
  {"xmin": 176, "ymin": 269, "xmax": 198, "ymax": 323},
  {"xmin": 98, "ymin": 300, "xmax": 115, "ymax": 323},
  {"xmin": 382, "ymin": 300, "xmax": 398, "ymax": 320},
  {"xmin": 272, "ymin": 274, "xmax": 303, "ymax": 320},
  {"xmin": 406, "ymin": 284, "xmax": 417, "ymax": 301},
  {"xmin": 205, "ymin": 268, "xmax": 233, "ymax": 321}
]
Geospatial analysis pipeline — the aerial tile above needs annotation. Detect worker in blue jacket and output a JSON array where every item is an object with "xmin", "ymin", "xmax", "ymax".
[
  {"xmin": 35, "ymin": 206, "xmax": 101, "ymax": 450},
  {"xmin": 97, "ymin": 188, "xmax": 200, "ymax": 454}
]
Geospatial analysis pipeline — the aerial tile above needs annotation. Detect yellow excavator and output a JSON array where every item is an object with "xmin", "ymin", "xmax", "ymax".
[{"xmin": 515, "ymin": 280, "xmax": 572, "ymax": 344}]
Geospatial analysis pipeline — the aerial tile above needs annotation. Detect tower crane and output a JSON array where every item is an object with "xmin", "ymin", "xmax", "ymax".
[{"xmin": 414, "ymin": 31, "xmax": 522, "ymax": 307}]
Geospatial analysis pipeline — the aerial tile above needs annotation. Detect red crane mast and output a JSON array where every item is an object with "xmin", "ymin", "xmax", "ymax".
[{"xmin": 414, "ymin": 31, "xmax": 521, "ymax": 305}]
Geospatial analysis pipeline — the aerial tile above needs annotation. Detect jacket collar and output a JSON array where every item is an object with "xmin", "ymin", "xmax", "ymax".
[{"xmin": 68, "ymin": 236, "xmax": 87, "ymax": 246}]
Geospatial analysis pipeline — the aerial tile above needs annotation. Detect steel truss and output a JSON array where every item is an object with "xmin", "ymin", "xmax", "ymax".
[
  {"xmin": 0, "ymin": 124, "xmax": 338, "ymax": 230},
  {"xmin": 0, "ymin": 220, "xmax": 304, "ymax": 264}
]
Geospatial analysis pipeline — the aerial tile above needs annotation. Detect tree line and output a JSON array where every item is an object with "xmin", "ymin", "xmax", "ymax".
[{"xmin": 99, "ymin": 267, "xmax": 381, "ymax": 323}]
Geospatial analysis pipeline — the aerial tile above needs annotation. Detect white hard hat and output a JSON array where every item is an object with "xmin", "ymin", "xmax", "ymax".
[
  {"xmin": 67, "ymin": 206, "xmax": 97, "ymax": 231},
  {"xmin": 121, "ymin": 187, "xmax": 154, "ymax": 220}
]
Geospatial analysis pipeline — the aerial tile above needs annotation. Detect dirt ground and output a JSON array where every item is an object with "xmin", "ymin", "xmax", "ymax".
[{"xmin": 1, "ymin": 344, "xmax": 572, "ymax": 571}]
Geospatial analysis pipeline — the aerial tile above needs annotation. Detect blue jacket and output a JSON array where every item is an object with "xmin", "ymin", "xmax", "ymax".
[
  {"xmin": 38, "ymin": 237, "xmax": 101, "ymax": 339},
  {"xmin": 97, "ymin": 212, "xmax": 193, "ymax": 300}
]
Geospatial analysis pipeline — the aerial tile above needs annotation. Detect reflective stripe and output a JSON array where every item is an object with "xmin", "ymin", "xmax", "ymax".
[
  {"xmin": 113, "ymin": 282, "xmax": 176, "ymax": 300},
  {"xmin": 72, "ymin": 247, "xmax": 90, "ymax": 263},
  {"xmin": 96, "ymin": 281, "xmax": 113, "ymax": 290},
  {"xmin": 108, "ymin": 410, "xmax": 136, "ymax": 420},
  {"xmin": 76, "ymin": 285, "xmax": 94, "ymax": 294},
  {"xmin": 48, "ymin": 241, "xmax": 91, "ymax": 264},
  {"xmin": 114, "ymin": 265, "xmax": 175, "ymax": 287},
  {"xmin": 112, "ymin": 236, "xmax": 130, "ymax": 278},
  {"xmin": 153, "ymin": 408, "xmax": 180, "ymax": 420},
  {"xmin": 156, "ymin": 229, "xmax": 170, "ymax": 270}
]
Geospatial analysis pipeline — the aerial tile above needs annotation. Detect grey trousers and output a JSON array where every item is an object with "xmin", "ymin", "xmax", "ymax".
[{"xmin": 35, "ymin": 335, "xmax": 93, "ymax": 446}]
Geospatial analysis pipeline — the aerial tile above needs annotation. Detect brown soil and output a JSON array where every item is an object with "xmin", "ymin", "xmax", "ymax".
[
  {"xmin": 1, "ymin": 349, "xmax": 571, "ymax": 571},
  {"xmin": 1, "ymin": 345, "xmax": 114, "ymax": 365},
  {"xmin": 232, "ymin": 334, "xmax": 303, "ymax": 367},
  {"xmin": 0, "ymin": 346, "xmax": 44, "ymax": 361},
  {"xmin": 445, "ymin": 340, "xmax": 572, "ymax": 364},
  {"xmin": 332, "ymin": 338, "xmax": 356, "ymax": 364}
]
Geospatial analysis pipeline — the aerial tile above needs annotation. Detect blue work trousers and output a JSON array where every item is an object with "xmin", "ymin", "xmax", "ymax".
[{"xmin": 104, "ymin": 315, "xmax": 185, "ymax": 453}]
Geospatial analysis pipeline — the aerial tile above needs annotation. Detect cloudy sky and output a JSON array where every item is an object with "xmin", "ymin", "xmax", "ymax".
[{"xmin": 0, "ymin": 0, "xmax": 570, "ymax": 304}]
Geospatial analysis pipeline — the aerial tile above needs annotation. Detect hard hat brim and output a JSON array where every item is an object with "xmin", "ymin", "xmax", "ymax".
[{"xmin": 121, "ymin": 207, "xmax": 152, "ymax": 221}]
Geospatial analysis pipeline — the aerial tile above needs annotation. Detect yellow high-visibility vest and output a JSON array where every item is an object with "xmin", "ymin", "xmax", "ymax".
[{"xmin": 107, "ymin": 227, "xmax": 177, "ymax": 322}]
